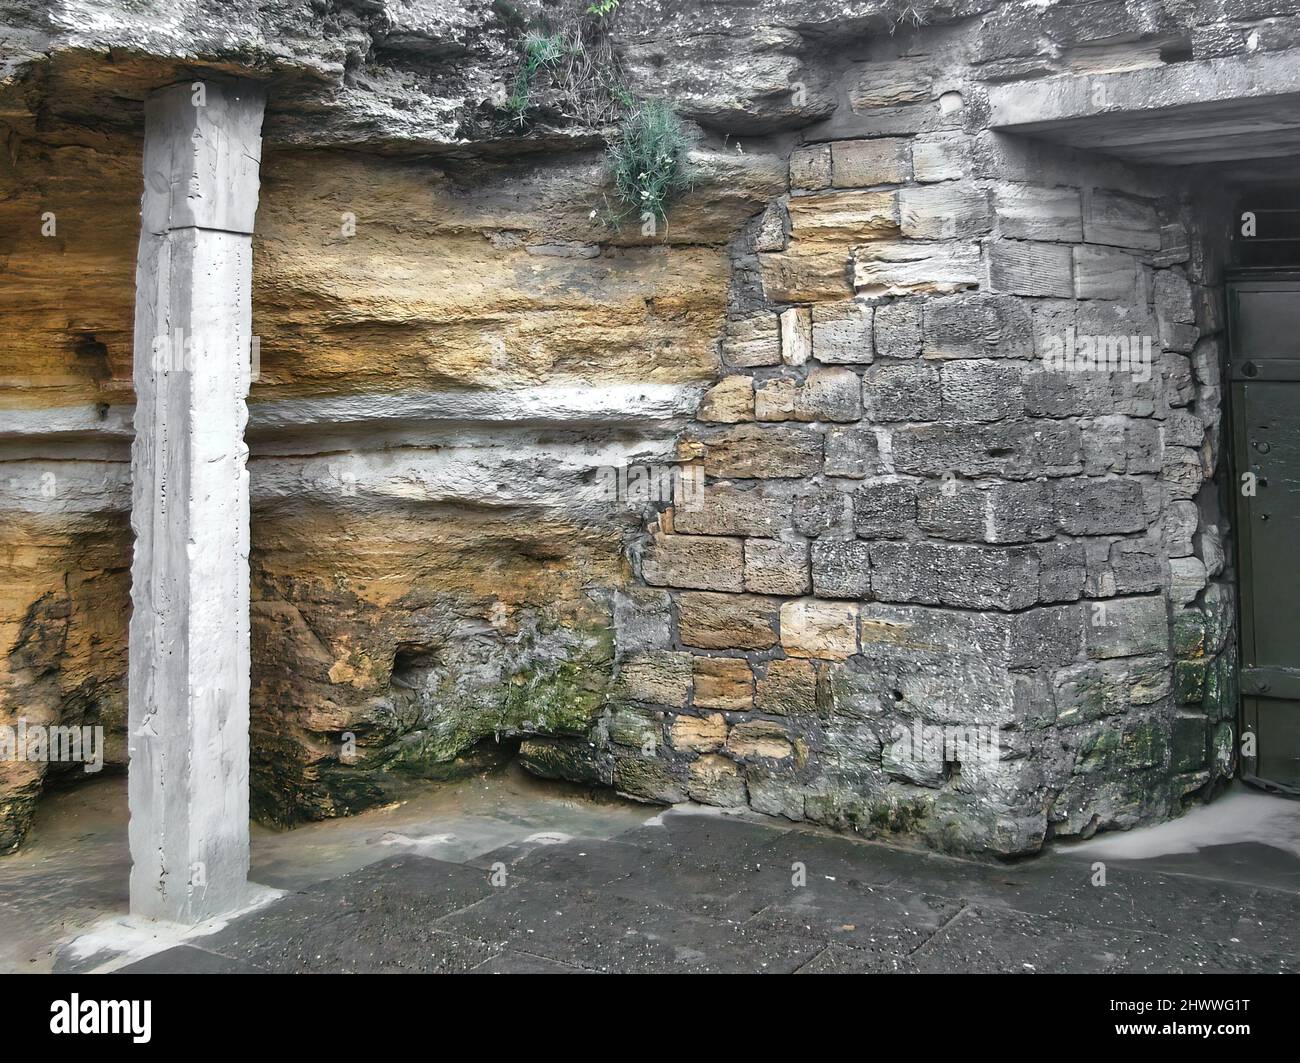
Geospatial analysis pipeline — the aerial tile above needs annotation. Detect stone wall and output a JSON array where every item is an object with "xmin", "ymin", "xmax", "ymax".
[{"xmin": 0, "ymin": 0, "xmax": 1285, "ymax": 853}]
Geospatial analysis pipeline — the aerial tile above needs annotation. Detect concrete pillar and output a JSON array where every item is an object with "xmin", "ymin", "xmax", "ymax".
[{"xmin": 128, "ymin": 79, "xmax": 265, "ymax": 923}]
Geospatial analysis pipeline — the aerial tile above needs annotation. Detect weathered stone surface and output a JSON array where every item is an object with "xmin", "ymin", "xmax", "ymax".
[
  {"xmin": 811, "ymin": 302, "xmax": 873, "ymax": 364},
  {"xmin": 780, "ymin": 599, "xmax": 859, "ymax": 659},
  {"xmin": 922, "ymin": 293, "xmax": 1034, "ymax": 359},
  {"xmin": 614, "ymin": 652, "xmax": 693, "ymax": 708},
  {"xmin": 701, "ymin": 424, "xmax": 823, "ymax": 478},
  {"xmin": 824, "ymin": 426, "xmax": 883, "ymax": 478},
  {"xmin": 755, "ymin": 658, "xmax": 819, "ymax": 717},
  {"xmin": 940, "ymin": 360, "xmax": 1025, "ymax": 422},
  {"xmin": 641, "ymin": 534, "xmax": 745, "ymax": 592},
  {"xmin": 688, "ymin": 754, "xmax": 748, "ymax": 806},
  {"xmin": 899, "ymin": 184, "xmax": 992, "ymax": 240},
  {"xmin": 987, "ymin": 239, "xmax": 1074, "ymax": 297},
  {"xmin": 693, "ymin": 656, "xmax": 754, "ymax": 711},
  {"xmin": 723, "ymin": 313, "xmax": 783, "ymax": 368},
  {"xmin": 811, "ymin": 539, "xmax": 872, "ymax": 599},
  {"xmin": 677, "ymin": 592, "xmax": 779, "ymax": 651},
  {"xmin": 870, "ymin": 541, "xmax": 1040, "ymax": 610},
  {"xmin": 780, "ymin": 306, "xmax": 813, "ymax": 366},
  {"xmin": 993, "ymin": 183, "xmax": 1083, "ymax": 242},
  {"xmin": 697, "ymin": 375, "xmax": 755, "ymax": 423},
  {"xmin": 873, "ymin": 300, "xmax": 924, "ymax": 359},
  {"xmin": 790, "ymin": 144, "xmax": 832, "ymax": 190},
  {"xmin": 795, "ymin": 367, "xmax": 864, "ymax": 422},
  {"xmin": 853, "ymin": 479, "xmax": 918, "ymax": 538},
  {"xmin": 864, "ymin": 363, "xmax": 941, "ymax": 422},
  {"xmin": 744, "ymin": 539, "xmax": 811, "ymax": 596},
  {"xmin": 1086, "ymin": 597, "xmax": 1169, "ymax": 660},
  {"xmin": 726, "ymin": 719, "xmax": 796, "ymax": 761},
  {"xmin": 1083, "ymin": 190, "xmax": 1162, "ymax": 250},
  {"xmin": 830, "ymin": 138, "xmax": 910, "ymax": 188},
  {"xmin": 670, "ymin": 712, "xmax": 728, "ymax": 753},
  {"xmin": 854, "ymin": 240, "xmax": 981, "ymax": 297},
  {"xmin": 1074, "ymin": 245, "xmax": 1139, "ymax": 300}
]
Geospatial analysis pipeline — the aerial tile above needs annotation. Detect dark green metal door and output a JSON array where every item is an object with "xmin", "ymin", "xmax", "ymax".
[{"xmin": 1229, "ymin": 276, "xmax": 1300, "ymax": 791}]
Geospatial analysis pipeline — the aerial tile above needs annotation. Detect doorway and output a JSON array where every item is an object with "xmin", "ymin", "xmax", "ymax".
[{"xmin": 1228, "ymin": 271, "xmax": 1300, "ymax": 793}]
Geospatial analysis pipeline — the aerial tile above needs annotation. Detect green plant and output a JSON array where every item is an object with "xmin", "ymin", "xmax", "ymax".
[
  {"xmin": 505, "ymin": 31, "xmax": 575, "ymax": 124},
  {"xmin": 585, "ymin": 0, "xmax": 621, "ymax": 16},
  {"xmin": 605, "ymin": 97, "xmax": 694, "ymax": 228},
  {"xmin": 499, "ymin": 8, "xmax": 625, "ymax": 130}
]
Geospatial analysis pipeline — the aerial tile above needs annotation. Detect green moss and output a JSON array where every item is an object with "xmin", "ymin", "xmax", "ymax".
[{"xmin": 1174, "ymin": 659, "xmax": 1206, "ymax": 705}]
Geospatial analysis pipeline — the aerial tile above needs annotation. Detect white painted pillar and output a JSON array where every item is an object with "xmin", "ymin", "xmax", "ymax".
[{"xmin": 128, "ymin": 78, "xmax": 265, "ymax": 923}]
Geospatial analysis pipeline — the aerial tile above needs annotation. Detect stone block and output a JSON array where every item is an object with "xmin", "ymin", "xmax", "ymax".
[
  {"xmin": 722, "ymin": 312, "xmax": 782, "ymax": 368},
  {"xmin": 873, "ymin": 299, "xmax": 922, "ymax": 358},
  {"xmin": 987, "ymin": 239, "xmax": 1074, "ymax": 298},
  {"xmin": 672, "ymin": 481, "xmax": 789, "ymax": 537},
  {"xmin": 922, "ymin": 292, "xmax": 1034, "ymax": 359},
  {"xmin": 852, "ymin": 478, "xmax": 918, "ymax": 538},
  {"xmin": 702, "ymin": 424, "xmax": 823, "ymax": 478},
  {"xmin": 641, "ymin": 533, "xmax": 745, "ymax": 592},
  {"xmin": 744, "ymin": 538, "xmax": 811, "ymax": 595},
  {"xmin": 795, "ymin": 367, "xmax": 864, "ymax": 422},
  {"xmin": 787, "ymin": 190, "xmax": 900, "ymax": 247},
  {"xmin": 726, "ymin": 719, "xmax": 796, "ymax": 760},
  {"xmin": 830, "ymin": 138, "xmax": 910, "ymax": 187},
  {"xmin": 613, "ymin": 588, "xmax": 674, "ymax": 654},
  {"xmin": 1171, "ymin": 715, "xmax": 1208, "ymax": 773},
  {"xmin": 780, "ymin": 306, "xmax": 813, "ymax": 366},
  {"xmin": 870, "ymin": 541, "xmax": 1040, "ymax": 610},
  {"xmin": 992, "ymin": 183, "xmax": 1083, "ymax": 242},
  {"xmin": 891, "ymin": 419, "xmax": 1082, "ymax": 479},
  {"xmin": 1085, "ymin": 596, "xmax": 1168, "ymax": 659},
  {"xmin": 613, "ymin": 754, "xmax": 686, "ymax": 804},
  {"xmin": 755, "ymin": 658, "xmax": 819, "ymax": 716},
  {"xmin": 615, "ymin": 651, "xmax": 693, "ymax": 707},
  {"xmin": 917, "ymin": 480, "xmax": 1052, "ymax": 543},
  {"xmin": 1038, "ymin": 541, "xmax": 1086, "ymax": 602},
  {"xmin": 1052, "ymin": 478, "xmax": 1147, "ymax": 535},
  {"xmin": 1073, "ymin": 245, "xmax": 1138, "ymax": 300},
  {"xmin": 900, "ymin": 184, "xmax": 992, "ymax": 240},
  {"xmin": 670, "ymin": 712, "xmax": 728, "ymax": 753},
  {"xmin": 677, "ymin": 591, "xmax": 780, "ymax": 650},
  {"xmin": 780, "ymin": 598, "xmax": 860, "ymax": 659},
  {"xmin": 755, "ymin": 378, "xmax": 798, "ymax": 421},
  {"xmin": 693, "ymin": 656, "xmax": 754, "ymax": 711},
  {"xmin": 912, "ymin": 134, "xmax": 968, "ymax": 182},
  {"xmin": 824, "ymin": 426, "xmax": 884, "ymax": 478},
  {"xmin": 688, "ymin": 755, "xmax": 748, "ymax": 806},
  {"xmin": 811, "ymin": 302, "xmax": 873, "ymax": 364},
  {"xmin": 697, "ymin": 375, "xmax": 754, "ymax": 423},
  {"xmin": 853, "ymin": 240, "xmax": 981, "ymax": 297},
  {"xmin": 1082, "ymin": 189, "xmax": 1162, "ymax": 250},
  {"xmin": 940, "ymin": 359, "xmax": 1025, "ymax": 422},
  {"xmin": 609, "ymin": 706, "xmax": 662, "ymax": 748},
  {"xmin": 790, "ymin": 144, "xmax": 831, "ymax": 190},
  {"xmin": 864, "ymin": 362, "xmax": 941, "ymax": 421},
  {"xmin": 811, "ymin": 538, "xmax": 873, "ymax": 598}
]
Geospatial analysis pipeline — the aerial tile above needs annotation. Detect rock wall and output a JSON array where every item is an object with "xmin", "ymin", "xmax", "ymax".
[{"xmin": 0, "ymin": 0, "xmax": 1283, "ymax": 853}]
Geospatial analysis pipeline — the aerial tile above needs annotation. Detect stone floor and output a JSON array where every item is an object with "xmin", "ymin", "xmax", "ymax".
[{"xmin": 4, "ymin": 770, "xmax": 1299, "ymax": 974}]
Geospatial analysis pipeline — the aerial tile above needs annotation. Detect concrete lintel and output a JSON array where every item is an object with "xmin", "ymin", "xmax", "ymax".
[{"xmin": 988, "ymin": 52, "xmax": 1300, "ymax": 164}]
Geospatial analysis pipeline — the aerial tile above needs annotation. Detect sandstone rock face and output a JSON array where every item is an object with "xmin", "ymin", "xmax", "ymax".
[{"xmin": 1, "ymin": 0, "xmax": 1258, "ymax": 853}]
